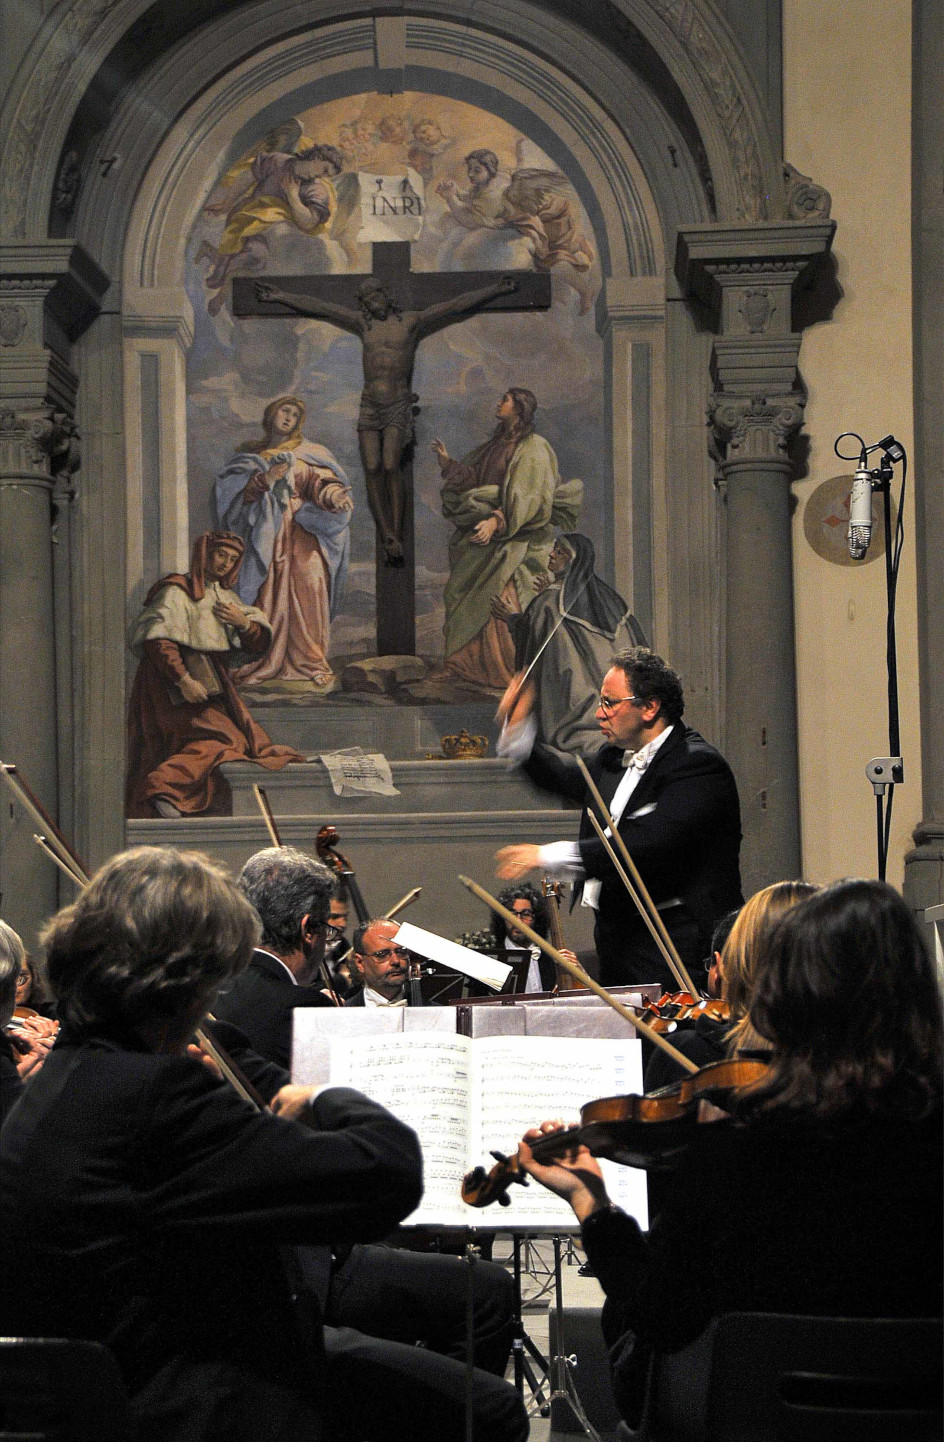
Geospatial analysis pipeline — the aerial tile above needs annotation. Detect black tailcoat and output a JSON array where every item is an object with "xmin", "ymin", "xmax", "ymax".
[{"xmin": 524, "ymin": 725, "xmax": 743, "ymax": 986}]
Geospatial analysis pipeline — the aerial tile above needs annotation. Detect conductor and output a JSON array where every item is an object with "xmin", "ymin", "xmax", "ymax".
[{"xmin": 495, "ymin": 646, "xmax": 743, "ymax": 991}]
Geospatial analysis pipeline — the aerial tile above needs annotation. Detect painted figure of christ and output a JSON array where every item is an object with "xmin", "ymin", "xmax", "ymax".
[{"xmin": 253, "ymin": 273, "xmax": 517, "ymax": 567}]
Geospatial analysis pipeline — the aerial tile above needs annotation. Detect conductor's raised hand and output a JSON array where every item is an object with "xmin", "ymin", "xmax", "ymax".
[
  {"xmin": 494, "ymin": 844, "xmax": 541, "ymax": 880},
  {"xmin": 519, "ymin": 1120, "xmax": 609, "ymax": 1224},
  {"xmin": 496, "ymin": 670, "xmax": 535, "ymax": 730}
]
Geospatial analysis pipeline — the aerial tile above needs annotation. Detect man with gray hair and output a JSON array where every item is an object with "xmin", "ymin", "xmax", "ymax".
[
  {"xmin": 213, "ymin": 845, "xmax": 337, "ymax": 1069},
  {"xmin": 213, "ymin": 847, "xmax": 524, "ymax": 1441}
]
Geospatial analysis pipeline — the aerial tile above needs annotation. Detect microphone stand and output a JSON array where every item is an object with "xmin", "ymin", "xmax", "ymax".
[{"xmin": 834, "ymin": 433, "xmax": 907, "ymax": 880}]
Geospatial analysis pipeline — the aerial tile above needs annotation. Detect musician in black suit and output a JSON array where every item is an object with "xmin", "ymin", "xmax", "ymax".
[
  {"xmin": 0, "ymin": 845, "xmax": 425, "ymax": 1442},
  {"xmin": 1, "ymin": 846, "xmax": 525, "ymax": 1442},
  {"xmin": 496, "ymin": 647, "xmax": 743, "ymax": 991},
  {"xmin": 213, "ymin": 845, "xmax": 336, "ymax": 1068},
  {"xmin": 213, "ymin": 853, "xmax": 521, "ymax": 1431},
  {"xmin": 345, "ymin": 918, "xmax": 415, "ymax": 1006}
]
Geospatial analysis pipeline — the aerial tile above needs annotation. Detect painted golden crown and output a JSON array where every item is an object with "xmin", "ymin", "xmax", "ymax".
[{"xmin": 440, "ymin": 729, "xmax": 489, "ymax": 760}]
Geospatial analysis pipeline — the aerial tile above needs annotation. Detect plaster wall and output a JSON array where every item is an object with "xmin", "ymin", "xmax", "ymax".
[{"xmin": 783, "ymin": 0, "xmax": 918, "ymax": 888}]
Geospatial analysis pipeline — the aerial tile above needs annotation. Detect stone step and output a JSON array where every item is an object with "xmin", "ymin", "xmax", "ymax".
[{"xmin": 221, "ymin": 759, "xmax": 574, "ymax": 816}]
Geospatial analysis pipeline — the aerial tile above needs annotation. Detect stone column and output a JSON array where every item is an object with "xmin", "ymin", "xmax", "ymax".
[
  {"xmin": 676, "ymin": 222, "xmax": 834, "ymax": 895},
  {"xmin": 596, "ymin": 276, "xmax": 666, "ymax": 642},
  {"xmin": 0, "ymin": 242, "xmax": 107, "ymax": 944},
  {"xmin": 903, "ymin": 0, "xmax": 944, "ymax": 913}
]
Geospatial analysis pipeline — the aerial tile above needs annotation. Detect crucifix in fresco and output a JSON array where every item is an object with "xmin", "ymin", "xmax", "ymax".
[{"xmin": 233, "ymin": 241, "xmax": 550, "ymax": 655}]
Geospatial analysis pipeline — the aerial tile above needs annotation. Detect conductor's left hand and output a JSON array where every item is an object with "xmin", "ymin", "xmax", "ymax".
[{"xmin": 495, "ymin": 844, "xmax": 541, "ymax": 880}]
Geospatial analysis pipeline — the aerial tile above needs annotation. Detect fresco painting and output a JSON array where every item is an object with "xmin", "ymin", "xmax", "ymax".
[
  {"xmin": 127, "ymin": 92, "xmax": 610, "ymax": 814},
  {"xmin": 184, "ymin": 91, "xmax": 604, "ymax": 675}
]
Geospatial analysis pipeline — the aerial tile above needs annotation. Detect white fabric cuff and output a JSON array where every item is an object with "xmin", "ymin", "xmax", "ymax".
[
  {"xmin": 537, "ymin": 841, "xmax": 585, "ymax": 879},
  {"xmin": 496, "ymin": 712, "xmax": 538, "ymax": 765}
]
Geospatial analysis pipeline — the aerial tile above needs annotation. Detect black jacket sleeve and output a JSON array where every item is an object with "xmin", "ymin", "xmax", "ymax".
[
  {"xmin": 523, "ymin": 740, "xmax": 589, "ymax": 805},
  {"xmin": 137, "ymin": 1060, "xmax": 425, "ymax": 1246}
]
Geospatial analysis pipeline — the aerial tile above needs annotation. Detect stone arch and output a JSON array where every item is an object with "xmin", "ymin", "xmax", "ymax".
[
  {"xmin": 0, "ymin": 0, "xmax": 784, "ymax": 246},
  {"xmin": 113, "ymin": 19, "xmax": 678, "ymax": 642},
  {"xmin": 0, "ymin": 0, "xmax": 787, "ymax": 870}
]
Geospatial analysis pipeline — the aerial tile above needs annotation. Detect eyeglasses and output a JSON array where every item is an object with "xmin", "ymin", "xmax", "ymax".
[
  {"xmin": 511, "ymin": 908, "xmax": 535, "ymax": 920},
  {"xmin": 597, "ymin": 694, "xmax": 640, "ymax": 713},
  {"xmin": 367, "ymin": 946, "xmax": 410, "ymax": 962}
]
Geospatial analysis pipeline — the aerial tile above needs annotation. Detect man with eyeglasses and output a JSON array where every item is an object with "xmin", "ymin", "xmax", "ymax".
[
  {"xmin": 347, "ymin": 919, "xmax": 414, "ymax": 1006},
  {"xmin": 495, "ymin": 646, "xmax": 743, "ymax": 992},
  {"xmin": 213, "ymin": 853, "xmax": 524, "ymax": 1439}
]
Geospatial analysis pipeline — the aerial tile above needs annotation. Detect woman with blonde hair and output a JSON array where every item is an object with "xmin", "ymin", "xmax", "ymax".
[
  {"xmin": 644, "ymin": 880, "xmax": 818, "ymax": 1091},
  {"xmin": 722, "ymin": 879, "xmax": 819, "ymax": 1056}
]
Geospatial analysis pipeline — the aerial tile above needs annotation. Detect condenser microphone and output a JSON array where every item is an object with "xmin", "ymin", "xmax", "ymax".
[{"xmin": 848, "ymin": 463, "xmax": 874, "ymax": 560}]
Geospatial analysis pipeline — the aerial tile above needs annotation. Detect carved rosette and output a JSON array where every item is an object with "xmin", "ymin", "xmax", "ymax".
[{"xmin": 708, "ymin": 392, "xmax": 806, "ymax": 463}]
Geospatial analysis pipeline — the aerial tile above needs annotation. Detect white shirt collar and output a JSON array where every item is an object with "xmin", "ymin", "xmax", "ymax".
[
  {"xmin": 623, "ymin": 723, "xmax": 674, "ymax": 770},
  {"xmin": 363, "ymin": 983, "xmax": 407, "ymax": 1008}
]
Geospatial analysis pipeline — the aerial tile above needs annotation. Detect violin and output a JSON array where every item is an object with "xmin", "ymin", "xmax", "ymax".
[
  {"xmin": 638, "ymin": 991, "xmax": 731, "ymax": 1035},
  {"xmin": 543, "ymin": 877, "xmax": 581, "ymax": 992},
  {"xmin": 316, "ymin": 825, "xmax": 370, "ymax": 925},
  {"xmin": 461, "ymin": 1056, "xmax": 769, "ymax": 1207}
]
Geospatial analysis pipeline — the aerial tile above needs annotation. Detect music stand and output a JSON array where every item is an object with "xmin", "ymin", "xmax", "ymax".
[{"xmin": 499, "ymin": 950, "xmax": 533, "ymax": 995}]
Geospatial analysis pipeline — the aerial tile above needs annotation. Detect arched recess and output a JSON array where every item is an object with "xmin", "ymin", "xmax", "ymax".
[{"xmin": 0, "ymin": 0, "xmax": 786, "ymax": 866}]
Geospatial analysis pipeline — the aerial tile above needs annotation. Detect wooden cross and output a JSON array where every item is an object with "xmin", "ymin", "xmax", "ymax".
[{"xmin": 233, "ymin": 243, "xmax": 550, "ymax": 656}]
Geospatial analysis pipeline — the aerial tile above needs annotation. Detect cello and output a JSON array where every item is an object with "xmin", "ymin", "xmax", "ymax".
[
  {"xmin": 315, "ymin": 825, "xmax": 424, "ymax": 1005},
  {"xmin": 542, "ymin": 876, "xmax": 582, "ymax": 992},
  {"xmin": 315, "ymin": 824, "xmax": 371, "ymax": 928}
]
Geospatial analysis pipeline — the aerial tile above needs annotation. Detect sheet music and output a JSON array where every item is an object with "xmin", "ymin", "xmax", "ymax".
[
  {"xmin": 316, "ymin": 746, "xmax": 400, "ymax": 797},
  {"xmin": 329, "ymin": 1033, "xmax": 474, "ymax": 1225},
  {"xmin": 395, "ymin": 921, "xmax": 512, "ymax": 991},
  {"xmin": 468, "ymin": 1035, "xmax": 648, "ymax": 1230},
  {"xmin": 327, "ymin": 1032, "xmax": 649, "ymax": 1232}
]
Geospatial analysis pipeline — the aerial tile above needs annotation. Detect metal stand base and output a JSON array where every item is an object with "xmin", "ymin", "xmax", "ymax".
[
  {"xmin": 510, "ymin": 1233, "xmax": 552, "ymax": 1416},
  {"xmin": 546, "ymin": 1235, "xmax": 604, "ymax": 1441}
]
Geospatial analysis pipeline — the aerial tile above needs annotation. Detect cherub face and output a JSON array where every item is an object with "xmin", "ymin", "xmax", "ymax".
[
  {"xmin": 466, "ymin": 158, "xmax": 491, "ymax": 186},
  {"xmin": 378, "ymin": 115, "xmax": 407, "ymax": 143},
  {"xmin": 354, "ymin": 121, "xmax": 377, "ymax": 145},
  {"xmin": 413, "ymin": 120, "xmax": 443, "ymax": 147}
]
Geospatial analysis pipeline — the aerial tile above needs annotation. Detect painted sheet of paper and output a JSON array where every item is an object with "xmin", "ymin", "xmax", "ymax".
[
  {"xmin": 317, "ymin": 746, "xmax": 399, "ymax": 797},
  {"xmin": 357, "ymin": 169, "xmax": 425, "ymax": 242},
  {"xmin": 395, "ymin": 920, "xmax": 511, "ymax": 992}
]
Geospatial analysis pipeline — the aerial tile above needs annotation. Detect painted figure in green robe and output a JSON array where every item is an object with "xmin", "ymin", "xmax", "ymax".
[{"xmin": 432, "ymin": 388, "xmax": 582, "ymax": 693}]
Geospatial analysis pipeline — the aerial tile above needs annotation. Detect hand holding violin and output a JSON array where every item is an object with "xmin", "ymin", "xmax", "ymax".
[{"xmin": 519, "ymin": 1119, "xmax": 610, "ymax": 1224}]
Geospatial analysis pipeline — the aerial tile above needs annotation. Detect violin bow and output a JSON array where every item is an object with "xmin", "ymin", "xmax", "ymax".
[
  {"xmin": 584, "ymin": 811, "xmax": 693, "ymax": 996},
  {"xmin": 0, "ymin": 762, "xmax": 90, "ymax": 888},
  {"xmin": 32, "ymin": 834, "xmax": 86, "ymax": 889},
  {"xmin": 253, "ymin": 784, "xmax": 283, "ymax": 848},
  {"xmin": 459, "ymin": 875, "xmax": 699, "ymax": 1072},
  {"xmin": 575, "ymin": 756, "xmax": 699, "ymax": 997}
]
